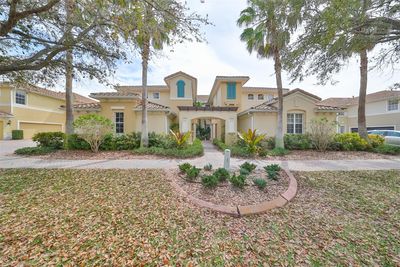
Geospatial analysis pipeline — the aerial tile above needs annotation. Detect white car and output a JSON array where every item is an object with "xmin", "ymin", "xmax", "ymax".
[{"xmin": 368, "ymin": 130, "xmax": 400, "ymax": 146}]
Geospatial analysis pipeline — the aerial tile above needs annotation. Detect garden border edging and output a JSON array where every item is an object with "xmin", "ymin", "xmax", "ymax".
[{"xmin": 168, "ymin": 168, "xmax": 298, "ymax": 217}]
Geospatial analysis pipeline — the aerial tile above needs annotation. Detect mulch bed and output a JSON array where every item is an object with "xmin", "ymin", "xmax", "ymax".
[
  {"xmin": 32, "ymin": 150, "xmax": 161, "ymax": 160},
  {"xmin": 170, "ymin": 169, "xmax": 289, "ymax": 206},
  {"xmin": 264, "ymin": 150, "xmax": 399, "ymax": 160}
]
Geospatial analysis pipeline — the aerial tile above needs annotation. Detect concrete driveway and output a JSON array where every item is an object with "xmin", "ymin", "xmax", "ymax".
[{"xmin": 0, "ymin": 140, "xmax": 36, "ymax": 156}]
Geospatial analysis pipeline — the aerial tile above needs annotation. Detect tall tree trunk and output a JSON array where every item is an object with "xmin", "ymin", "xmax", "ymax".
[
  {"xmin": 273, "ymin": 48, "xmax": 284, "ymax": 149},
  {"xmin": 65, "ymin": 0, "xmax": 74, "ymax": 135},
  {"xmin": 140, "ymin": 38, "xmax": 150, "ymax": 147},
  {"xmin": 358, "ymin": 49, "xmax": 368, "ymax": 139}
]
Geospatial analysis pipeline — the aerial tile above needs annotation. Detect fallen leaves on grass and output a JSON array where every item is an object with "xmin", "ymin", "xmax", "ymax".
[{"xmin": 0, "ymin": 169, "xmax": 399, "ymax": 266}]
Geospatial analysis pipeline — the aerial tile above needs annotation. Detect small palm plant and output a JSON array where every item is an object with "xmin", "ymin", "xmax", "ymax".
[
  {"xmin": 238, "ymin": 129, "xmax": 266, "ymax": 154},
  {"xmin": 170, "ymin": 130, "xmax": 191, "ymax": 148}
]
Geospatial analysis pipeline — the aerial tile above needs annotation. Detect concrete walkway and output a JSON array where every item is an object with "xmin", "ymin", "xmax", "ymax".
[{"xmin": 1, "ymin": 140, "xmax": 400, "ymax": 171}]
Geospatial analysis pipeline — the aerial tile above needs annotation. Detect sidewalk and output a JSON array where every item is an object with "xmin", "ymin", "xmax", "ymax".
[{"xmin": 1, "ymin": 140, "xmax": 399, "ymax": 171}]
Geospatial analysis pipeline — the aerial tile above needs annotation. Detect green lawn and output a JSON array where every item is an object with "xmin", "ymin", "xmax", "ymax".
[{"xmin": 0, "ymin": 169, "xmax": 399, "ymax": 266}]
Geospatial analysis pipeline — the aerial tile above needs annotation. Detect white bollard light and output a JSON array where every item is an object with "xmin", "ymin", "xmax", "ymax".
[{"xmin": 224, "ymin": 149, "xmax": 231, "ymax": 171}]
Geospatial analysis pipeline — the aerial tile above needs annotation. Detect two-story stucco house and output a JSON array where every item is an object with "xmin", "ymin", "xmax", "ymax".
[
  {"xmin": 1, "ymin": 71, "xmax": 342, "ymax": 143},
  {"xmin": 0, "ymin": 83, "xmax": 95, "ymax": 139},
  {"xmin": 320, "ymin": 90, "xmax": 400, "ymax": 133}
]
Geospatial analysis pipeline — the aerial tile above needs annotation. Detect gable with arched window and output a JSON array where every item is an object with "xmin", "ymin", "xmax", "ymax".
[{"xmin": 177, "ymin": 80, "xmax": 185, "ymax": 98}]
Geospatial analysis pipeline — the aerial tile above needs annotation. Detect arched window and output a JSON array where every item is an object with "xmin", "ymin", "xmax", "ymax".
[
  {"xmin": 258, "ymin": 94, "xmax": 264, "ymax": 100},
  {"xmin": 177, "ymin": 80, "xmax": 185, "ymax": 98},
  {"xmin": 248, "ymin": 94, "xmax": 254, "ymax": 100}
]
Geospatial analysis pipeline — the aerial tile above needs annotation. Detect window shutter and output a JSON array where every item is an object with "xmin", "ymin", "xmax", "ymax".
[{"xmin": 177, "ymin": 80, "xmax": 185, "ymax": 98}]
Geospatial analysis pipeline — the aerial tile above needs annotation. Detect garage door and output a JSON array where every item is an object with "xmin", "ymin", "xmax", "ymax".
[
  {"xmin": 0, "ymin": 121, "xmax": 3, "ymax": 140},
  {"xmin": 351, "ymin": 126, "xmax": 395, "ymax": 132},
  {"xmin": 20, "ymin": 122, "xmax": 62, "ymax": 139}
]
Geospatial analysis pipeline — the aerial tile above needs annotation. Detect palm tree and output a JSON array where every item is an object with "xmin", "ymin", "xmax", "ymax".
[
  {"xmin": 136, "ymin": 3, "xmax": 172, "ymax": 147},
  {"xmin": 65, "ymin": 0, "xmax": 74, "ymax": 135},
  {"xmin": 237, "ymin": 0, "xmax": 301, "ymax": 149}
]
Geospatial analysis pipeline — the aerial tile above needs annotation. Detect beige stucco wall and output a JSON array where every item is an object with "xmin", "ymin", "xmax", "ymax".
[
  {"xmin": 240, "ymin": 89, "xmax": 278, "ymax": 111},
  {"xmin": 346, "ymin": 112, "xmax": 400, "ymax": 131},
  {"xmin": 134, "ymin": 111, "xmax": 168, "ymax": 134},
  {"xmin": 96, "ymin": 100, "xmax": 138, "ymax": 134},
  {"xmin": 277, "ymin": 92, "xmax": 337, "ymax": 133},
  {"xmin": 0, "ymin": 84, "xmax": 12, "ymax": 114},
  {"xmin": 0, "ymin": 85, "xmax": 67, "ymax": 139}
]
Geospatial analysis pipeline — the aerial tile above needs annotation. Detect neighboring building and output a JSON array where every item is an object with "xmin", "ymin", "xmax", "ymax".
[
  {"xmin": 320, "ymin": 90, "xmax": 400, "ymax": 133},
  {"xmin": 0, "ymin": 83, "xmax": 95, "ymax": 139},
  {"xmin": 0, "ymin": 71, "xmax": 341, "ymax": 143}
]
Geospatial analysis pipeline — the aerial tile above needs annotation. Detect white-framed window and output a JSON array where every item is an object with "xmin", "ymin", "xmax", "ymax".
[
  {"xmin": 388, "ymin": 99, "xmax": 399, "ymax": 111},
  {"xmin": 115, "ymin": 112, "xmax": 124, "ymax": 134},
  {"xmin": 248, "ymin": 94, "xmax": 254, "ymax": 100},
  {"xmin": 152, "ymin": 92, "xmax": 160, "ymax": 99},
  {"xmin": 15, "ymin": 90, "xmax": 26, "ymax": 105},
  {"xmin": 287, "ymin": 113, "xmax": 303, "ymax": 134},
  {"xmin": 258, "ymin": 94, "xmax": 264, "ymax": 100}
]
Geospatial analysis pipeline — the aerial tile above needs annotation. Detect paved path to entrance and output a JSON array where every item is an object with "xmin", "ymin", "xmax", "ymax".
[{"xmin": 1, "ymin": 140, "xmax": 400, "ymax": 171}]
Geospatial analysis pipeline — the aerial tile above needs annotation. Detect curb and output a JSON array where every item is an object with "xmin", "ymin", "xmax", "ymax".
[{"xmin": 169, "ymin": 168, "xmax": 298, "ymax": 217}]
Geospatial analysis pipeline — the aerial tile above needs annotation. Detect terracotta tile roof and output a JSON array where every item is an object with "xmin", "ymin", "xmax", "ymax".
[
  {"xmin": 115, "ymin": 85, "xmax": 169, "ymax": 92},
  {"xmin": 164, "ymin": 71, "xmax": 197, "ymax": 81},
  {"xmin": 320, "ymin": 90, "xmax": 400, "ymax": 107},
  {"xmin": 73, "ymin": 102, "xmax": 101, "ymax": 110},
  {"xmin": 0, "ymin": 111, "xmax": 14, "ymax": 117},
  {"xmin": 242, "ymin": 86, "xmax": 290, "ymax": 92},
  {"xmin": 196, "ymin": 95, "xmax": 209, "ymax": 103},
  {"xmin": 90, "ymin": 92, "xmax": 141, "ymax": 99},
  {"xmin": 18, "ymin": 84, "xmax": 95, "ymax": 104},
  {"xmin": 318, "ymin": 97, "xmax": 354, "ymax": 107},
  {"xmin": 178, "ymin": 106, "xmax": 238, "ymax": 111},
  {"xmin": 238, "ymin": 88, "xmax": 337, "ymax": 116},
  {"xmin": 248, "ymin": 102, "xmax": 278, "ymax": 112},
  {"xmin": 315, "ymin": 104, "xmax": 344, "ymax": 111},
  {"xmin": 134, "ymin": 100, "xmax": 170, "ymax": 110}
]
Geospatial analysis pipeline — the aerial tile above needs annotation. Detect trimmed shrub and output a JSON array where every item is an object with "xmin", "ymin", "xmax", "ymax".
[
  {"xmin": 253, "ymin": 178, "xmax": 267, "ymax": 190},
  {"xmin": 374, "ymin": 144, "xmax": 400, "ymax": 155},
  {"xmin": 12, "ymin": 130, "xmax": 23, "ymax": 140},
  {"xmin": 213, "ymin": 138, "xmax": 253, "ymax": 157},
  {"xmin": 269, "ymin": 147, "xmax": 290, "ymax": 156},
  {"xmin": 284, "ymin": 134, "xmax": 312, "ymax": 150},
  {"xmin": 186, "ymin": 166, "xmax": 200, "ymax": 181},
  {"xmin": 149, "ymin": 132, "xmax": 174, "ymax": 149},
  {"xmin": 201, "ymin": 175, "xmax": 219, "ymax": 188},
  {"xmin": 240, "ymin": 162, "xmax": 256, "ymax": 173},
  {"xmin": 65, "ymin": 134, "xmax": 91, "ymax": 150},
  {"xmin": 213, "ymin": 168, "xmax": 230, "ymax": 182},
  {"xmin": 15, "ymin": 146, "xmax": 55, "ymax": 155},
  {"xmin": 203, "ymin": 163, "xmax": 213, "ymax": 171},
  {"xmin": 229, "ymin": 174, "xmax": 246, "ymax": 188},
  {"xmin": 333, "ymin": 133, "xmax": 369, "ymax": 151},
  {"xmin": 32, "ymin": 132, "xmax": 65, "ymax": 149},
  {"xmin": 178, "ymin": 163, "xmax": 192, "ymax": 173},
  {"xmin": 133, "ymin": 138, "xmax": 203, "ymax": 158},
  {"xmin": 368, "ymin": 134, "xmax": 385, "ymax": 149}
]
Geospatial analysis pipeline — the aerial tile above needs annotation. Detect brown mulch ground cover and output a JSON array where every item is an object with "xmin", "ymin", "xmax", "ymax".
[
  {"xmin": 1, "ymin": 169, "xmax": 399, "ymax": 265},
  {"xmin": 171, "ymin": 169, "xmax": 289, "ymax": 206},
  {"xmin": 33, "ymin": 150, "xmax": 161, "ymax": 160}
]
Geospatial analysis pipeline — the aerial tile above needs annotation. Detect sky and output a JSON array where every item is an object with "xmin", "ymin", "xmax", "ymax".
[{"xmin": 74, "ymin": 0, "xmax": 399, "ymax": 100}]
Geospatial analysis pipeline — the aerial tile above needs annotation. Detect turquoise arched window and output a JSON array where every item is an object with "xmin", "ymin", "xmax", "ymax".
[{"xmin": 177, "ymin": 80, "xmax": 185, "ymax": 98}]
